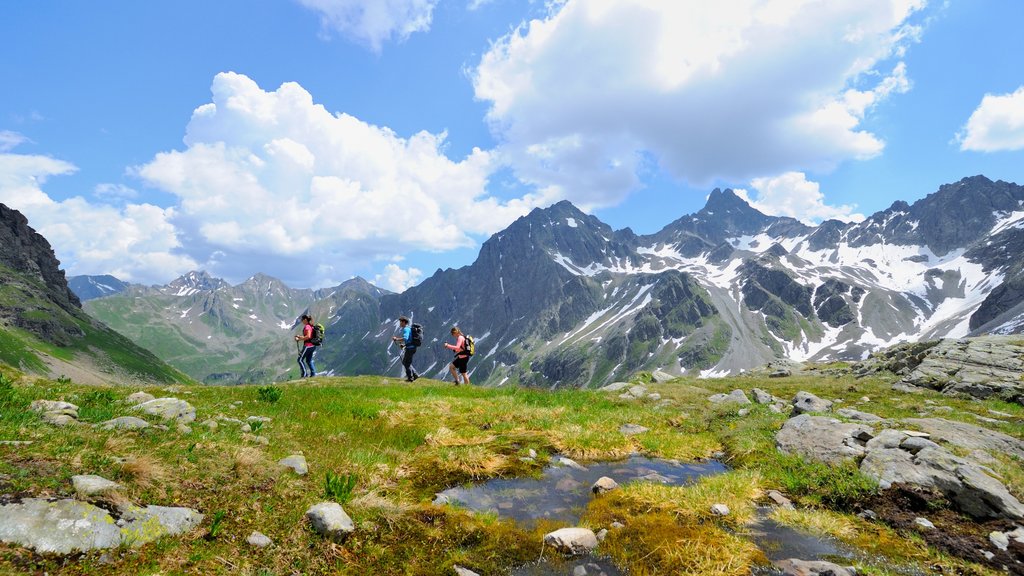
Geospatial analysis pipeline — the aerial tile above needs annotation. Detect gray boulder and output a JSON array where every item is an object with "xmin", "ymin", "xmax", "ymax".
[
  {"xmin": 247, "ymin": 531, "xmax": 273, "ymax": 548},
  {"xmin": 904, "ymin": 418, "xmax": 1024, "ymax": 459},
  {"xmin": 306, "ymin": 502, "xmax": 355, "ymax": 542},
  {"xmin": 42, "ymin": 413, "xmax": 77, "ymax": 427},
  {"xmin": 278, "ymin": 454, "xmax": 308, "ymax": 476},
  {"xmin": 119, "ymin": 505, "xmax": 204, "ymax": 542},
  {"xmin": 0, "ymin": 499, "xmax": 122, "ymax": 554},
  {"xmin": 709, "ymin": 389, "xmax": 751, "ymax": 405},
  {"xmin": 30, "ymin": 400, "xmax": 78, "ymax": 416},
  {"xmin": 72, "ymin": 475, "xmax": 121, "ymax": 498},
  {"xmin": 792, "ymin": 391, "xmax": 832, "ymax": 414},
  {"xmin": 591, "ymin": 477, "xmax": 619, "ymax": 495},
  {"xmin": 99, "ymin": 416, "xmax": 150, "ymax": 430},
  {"xmin": 752, "ymin": 388, "xmax": 774, "ymax": 404},
  {"xmin": 543, "ymin": 527, "xmax": 598, "ymax": 554},
  {"xmin": 651, "ymin": 370, "xmax": 674, "ymax": 384},
  {"xmin": 776, "ymin": 414, "xmax": 872, "ymax": 464},
  {"xmin": 135, "ymin": 398, "xmax": 196, "ymax": 423},
  {"xmin": 710, "ymin": 503, "xmax": 730, "ymax": 516},
  {"xmin": 126, "ymin": 392, "xmax": 155, "ymax": 405}
]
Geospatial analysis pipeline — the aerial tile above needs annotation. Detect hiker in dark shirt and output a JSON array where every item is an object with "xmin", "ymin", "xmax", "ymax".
[{"xmin": 391, "ymin": 316, "xmax": 419, "ymax": 382}]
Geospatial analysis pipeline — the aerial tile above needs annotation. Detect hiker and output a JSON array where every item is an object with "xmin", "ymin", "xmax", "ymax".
[
  {"xmin": 391, "ymin": 316, "xmax": 420, "ymax": 382},
  {"xmin": 444, "ymin": 327, "xmax": 471, "ymax": 386},
  {"xmin": 295, "ymin": 314, "xmax": 317, "ymax": 378}
]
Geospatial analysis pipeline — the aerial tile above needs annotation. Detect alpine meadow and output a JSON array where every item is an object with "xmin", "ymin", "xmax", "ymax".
[{"xmin": 3, "ymin": 2, "xmax": 1024, "ymax": 576}]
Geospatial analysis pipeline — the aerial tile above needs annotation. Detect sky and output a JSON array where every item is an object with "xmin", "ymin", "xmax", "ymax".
[{"xmin": 1, "ymin": 0, "xmax": 1023, "ymax": 292}]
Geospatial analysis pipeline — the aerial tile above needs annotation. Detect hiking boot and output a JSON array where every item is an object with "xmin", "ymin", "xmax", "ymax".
[{"xmin": 412, "ymin": 374, "xmax": 419, "ymax": 382}]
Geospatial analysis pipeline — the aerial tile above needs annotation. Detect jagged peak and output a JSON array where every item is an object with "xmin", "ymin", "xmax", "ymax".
[{"xmin": 700, "ymin": 188, "xmax": 755, "ymax": 214}]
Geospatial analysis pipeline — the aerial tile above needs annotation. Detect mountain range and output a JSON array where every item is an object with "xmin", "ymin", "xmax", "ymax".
[{"xmin": 75, "ymin": 175, "xmax": 1024, "ymax": 387}]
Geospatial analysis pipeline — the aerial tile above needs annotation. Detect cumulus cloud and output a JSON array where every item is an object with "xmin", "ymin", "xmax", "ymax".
[
  {"xmin": 473, "ymin": 0, "xmax": 926, "ymax": 208},
  {"xmin": 374, "ymin": 263, "xmax": 423, "ymax": 292},
  {"xmin": 0, "ymin": 130, "xmax": 29, "ymax": 152},
  {"xmin": 296, "ymin": 0, "xmax": 438, "ymax": 50},
  {"xmin": 958, "ymin": 86, "xmax": 1024, "ymax": 152},
  {"xmin": 736, "ymin": 172, "xmax": 864, "ymax": 224},
  {"xmin": 0, "ymin": 153, "xmax": 197, "ymax": 283},
  {"xmin": 134, "ymin": 72, "xmax": 551, "ymax": 288}
]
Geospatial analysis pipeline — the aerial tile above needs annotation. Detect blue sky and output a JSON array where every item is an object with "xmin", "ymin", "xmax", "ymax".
[{"xmin": 2, "ymin": 0, "xmax": 1023, "ymax": 291}]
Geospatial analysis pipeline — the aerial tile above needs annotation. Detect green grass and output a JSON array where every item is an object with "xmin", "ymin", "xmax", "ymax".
[{"xmin": 0, "ymin": 369, "xmax": 1007, "ymax": 576}]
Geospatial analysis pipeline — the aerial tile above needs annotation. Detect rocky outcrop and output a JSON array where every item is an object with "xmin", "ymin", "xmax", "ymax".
[
  {"xmin": 0, "ymin": 204, "xmax": 81, "ymax": 313},
  {"xmin": 776, "ymin": 415, "xmax": 872, "ymax": 464},
  {"xmin": 894, "ymin": 337, "xmax": 1024, "ymax": 402}
]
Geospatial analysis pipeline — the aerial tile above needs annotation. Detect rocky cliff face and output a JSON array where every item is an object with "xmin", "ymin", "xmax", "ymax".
[{"xmin": 0, "ymin": 203, "xmax": 80, "ymax": 312}]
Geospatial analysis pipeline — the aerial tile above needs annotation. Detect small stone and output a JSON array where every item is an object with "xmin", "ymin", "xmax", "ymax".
[
  {"xmin": 737, "ymin": 408, "xmax": 750, "ymax": 417},
  {"xmin": 913, "ymin": 517, "xmax": 935, "ymax": 530},
  {"xmin": 543, "ymin": 527, "xmax": 598, "ymax": 554},
  {"xmin": 72, "ymin": 475, "xmax": 121, "ymax": 497},
  {"xmin": 860, "ymin": 396, "xmax": 871, "ymax": 403},
  {"xmin": 176, "ymin": 423, "xmax": 192, "ymax": 434},
  {"xmin": 305, "ymin": 502, "xmax": 355, "ymax": 542},
  {"xmin": 528, "ymin": 449, "xmax": 537, "ymax": 458},
  {"xmin": 596, "ymin": 528, "xmax": 608, "ymax": 542},
  {"xmin": 573, "ymin": 565, "xmax": 587, "ymax": 576},
  {"xmin": 646, "ymin": 393, "xmax": 661, "ymax": 401},
  {"xmin": 903, "ymin": 430, "xmax": 930, "ymax": 438},
  {"xmin": 242, "ymin": 433, "xmax": 269, "ymax": 446},
  {"xmin": 241, "ymin": 423, "xmax": 252, "ymax": 433},
  {"xmin": 126, "ymin": 392, "xmax": 155, "ymax": 405},
  {"xmin": 557, "ymin": 457, "xmax": 588, "ymax": 471},
  {"xmin": 709, "ymin": 389, "xmax": 751, "ymax": 405},
  {"xmin": 247, "ymin": 531, "xmax": 272, "ymax": 548},
  {"xmin": 199, "ymin": 419, "xmax": 218, "ymax": 430},
  {"xmin": 769, "ymin": 369, "xmax": 791, "ymax": 378},
  {"xmin": 857, "ymin": 509, "xmax": 878, "ymax": 521},
  {"xmin": 432, "ymin": 493, "xmax": 450, "ymax": 506},
  {"xmin": 990, "ymin": 531, "xmax": 1009, "ymax": 551},
  {"xmin": 983, "ymin": 550, "xmax": 995, "ymax": 560},
  {"xmin": 774, "ymin": 559, "xmax": 855, "ymax": 576},
  {"xmin": 767, "ymin": 490, "xmax": 795, "ymax": 510},
  {"xmin": 42, "ymin": 413, "xmax": 77, "ymax": 427},
  {"xmin": 98, "ymin": 416, "xmax": 150, "ymax": 430},
  {"xmin": 769, "ymin": 404, "xmax": 783, "ymax": 414},
  {"xmin": 247, "ymin": 416, "xmax": 272, "ymax": 423},
  {"xmin": 454, "ymin": 566, "xmax": 481, "ymax": 576},
  {"xmin": 592, "ymin": 477, "xmax": 619, "ymax": 495},
  {"xmin": 619, "ymin": 423, "xmax": 649, "ymax": 436},
  {"xmin": 752, "ymin": 388, "xmax": 774, "ymax": 404},
  {"xmin": 278, "ymin": 454, "xmax": 308, "ymax": 476},
  {"xmin": 610, "ymin": 521, "xmax": 625, "ymax": 529},
  {"xmin": 710, "ymin": 504, "xmax": 730, "ymax": 516}
]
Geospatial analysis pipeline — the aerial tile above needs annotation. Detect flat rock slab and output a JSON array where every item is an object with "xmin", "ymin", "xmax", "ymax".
[
  {"xmin": 30, "ymin": 400, "xmax": 78, "ymax": 415},
  {"xmin": 306, "ymin": 502, "xmax": 354, "ymax": 542},
  {"xmin": 904, "ymin": 417, "xmax": 1024, "ymax": 459},
  {"xmin": 709, "ymin": 389, "xmax": 751, "ymax": 404},
  {"xmin": 896, "ymin": 337, "xmax": 1024, "ymax": 400},
  {"xmin": 135, "ymin": 398, "xmax": 196, "ymax": 423},
  {"xmin": 543, "ymin": 527, "xmax": 598, "ymax": 554},
  {"xmin": 598, "ymin": 382, "xmax": 631, "ymax": 392},
  {"xmin": 776, "ymin": 414, "xmax": 872, "ymax": 464},
  {"xmin": 278, "ymin": 454, "xmax": 308, "ymax": 475},
  {"xmin": 99, "ymin": 416, "xmax": 150, "ymax": 430},
  {"xmin": 126, "ymin": 392, "xmax": 156, "ymax": 405},
  {"xmin": 650, "ymin": 370, "xmax": 674, "ymax": 383},
  {"xmin": 0, "ymin": 499, "xmax": 122, "ymax": 554},
  {"xmin": 619, "ymin": 424, "xmax": 649, "ymax": 436},
  {"xmin": 72, "ymin": 475, "xmax": 121, "ymax": 497}
]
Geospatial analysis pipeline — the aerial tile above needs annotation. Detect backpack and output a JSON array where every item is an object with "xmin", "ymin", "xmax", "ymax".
[
  {"xmin": 462, "ymin": 335, "xmax": 475, "ymax": 357},
  {"xmin": 311, "ymin": 323, "xmax": 325, "ymax": 346},
  {"xmin": 410, "ymin": 323, "xmax": 423, "ymax": 347}
]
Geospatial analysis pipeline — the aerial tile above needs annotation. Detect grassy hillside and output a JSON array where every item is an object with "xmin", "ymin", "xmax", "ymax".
[
  {"xmin": 0, "ymin": 264, "xmax": 192, "ymax": 386},
  {"xmin": 1, "ymin": 365, "xmax": 1013, "ymax": 575}
]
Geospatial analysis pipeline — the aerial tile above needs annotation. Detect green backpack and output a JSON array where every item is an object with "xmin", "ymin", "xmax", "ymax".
[
  {"xmin": 462, "ymin": 335, "xmax": 475, "ymax": 356},
  {"xmin": 311, "ymin": 323, "xmax": 325, "ymax": 346}
]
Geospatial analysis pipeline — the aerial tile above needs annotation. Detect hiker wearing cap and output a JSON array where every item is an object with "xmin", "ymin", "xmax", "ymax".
[
  {"xmin": 444, "ymin": 327, "xmax": 471, "ymax": 386},
  {"xmin": 391, "ymin": 316, "xmax": 420, "ymax": 382},
  {"xmin": 295, "ymin": 314, "xmax": 317, "ymax": 378}
]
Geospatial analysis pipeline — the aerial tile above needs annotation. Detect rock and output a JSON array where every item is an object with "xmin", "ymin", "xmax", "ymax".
[
  {"xmin": 619, "ymin": 424, "xmax": 649, "ymax": 436},
  {"xmin": 651, "ymin": 370, "xmax": 674, "ymax": 383},
  {"xmin": 710, "ymin": 504, "xmax": 730, "ymax": 516},
  {"xmin": 0, "ymin": 440, "xmax": 32, "ymax": 446},
  {"xmin": 647, "ymin": 393, "xmax": 661, "ymax": 401},
  {"xmin": 591, "ymin": 477, "xmax": 619, "ymax": 495},
  {"xmin": 860, "ymin": 396, "xmax": 871, "ymax": 403},
  {"xmin": 453, "ymin": 566, "xmax": 481, "ymax": 576},
  {"xmin": 598, "ymin": 382, "xmax": 631, "ymax": 392},
  {"xmin": 126, "ymin": 392, "xmax": 155, "ymax": 405},
  {"xmin": 240, "ymin": 423, "xmax": 252, "ymax": 433},
  {"xmin": 857, "ymin": 509, "xmax": 878, "ymax": 521},
  {"xmin": 990, "ymin": 530, "xmax": 1010, "ymax": 550},
  {"xmin": 247, "ymin": 416, "xmax": 272, "ymax": 424},
  {"xmin": 913, "ymin": 517, "xmax": 935, "ymax": 530},
  {"xmin": 0, "ymin": 499, "xmax": 122, "ymax": 554},
  {"xmin": 709, "ymin": 389, "xmax": 751, "ymax": 404},
  {"xmin": 117, "ymin": 504, "xmax": 204, "ymax": 545},
  {"xmin": 432, "ymin": 494, "xmax": 450, "ymax": 506},
  {"xmin": 769, "ymin": 404, "xmax": 784, "ymax": 414},
  {"xmin": 556, "ymin": 477, "xmax": 582, "ymax": 492},
  {"xmin": 769, "ymin": 369, "xmax": 792, "ymax": 378},
  {"xmin": 776, "ymin": 414, "xmax": 872, "ymax": 464},
  {"xmin": 774, "ymin": 559, "xmax": 856, "ymax": 576},
  {"xmin": 737, "ymin": 408, "xmax": 750, "ymax": 417},
  {"xmin": 894, "ymin": 337, "xmax": 1024, "ymax": 402},
  {"xmin": 247, "ymin": 531, "xmax": 272, "ymax": 548},
  {"xmin": 891, "ymin": 383, "xmax": 921, "ymax": 393},
  {"xmin": 792, "ymin": 391, "xmax": 832, "ymax": 414},
  {"xmin": 176, "ymin": 423, "xmax": 192, "ymax": 434},
  {"xmin": 242, "ymin": 433, "xmax": 269, "ymax": 446},
  {"xmin": 627, "ymin": 385, "xmax": 647, "ymax": 398},
  {"xmin": 30, "ymin": 400, "xmax": 78, "ymax": 416},
  {"xmin": 752, "ymin": 388, "xmax": 774, "ymax": 404},
  {"xmin": 543, "ymin": 527, "xmax": 598, "ymax": 554},
  {"xmin": 134, "ymin": 398, "xmax": 196, "ymax": 423},
  {"xmin": 596, "ymin": 528, "xmax": 608, "ymax": 542},
  {"xmin": 305, "ymin": 502, "xmax": 355, "ymax": 542},
  {"xmin": 836, "ymin": 408, "xmax": 884, "ymax": 422},
  {"xmin": 42, "ymin": 412, "xmax": 77, "ymax": 427},
  {"xmin": 72, "ymin": 475, "xmax": 121, "ymax": 497},
  {"xmin": 528, "ymin": 449, "xmax": 537, "ymax": 458},
  {"xmin": 767, "ymin": 490, "xmax": 795, "ymax": 510},
  {"xmin": 989, "ymin": 409, "xmax": 1015, "ymax": 418},
  {"xmin": 98, "ymin": 416, "xmax": 150, "ymax": 430},
  {"xmin": 557, "ymin": 457, "xmax": 588, "ymax": 471},
  {"xmin": 199, "ymin": 419, "xmax": 218, "ymax": 430},
  {"xmin": 278, "ymin": 454, "xmax": 308, "ymax": 475},
  {"xmin": 904, "ymin": 418, "xmax": 1024, "ymax": 459}
]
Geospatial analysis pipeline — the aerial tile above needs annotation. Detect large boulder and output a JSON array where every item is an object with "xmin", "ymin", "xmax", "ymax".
[
  {"xmin": 776, "ymin": 414, "xmax": 872, "ymax": 464},
  {"xmin": 0, "ymin": 499, "xmax": 122, "ymax": 554},
  {"xmin": 792, "ymin": 391, "xmax": 833, "ymax": 414},
  {"xmin": 134, "ymin": 398, "xmax": 196, "ymax": 423}
]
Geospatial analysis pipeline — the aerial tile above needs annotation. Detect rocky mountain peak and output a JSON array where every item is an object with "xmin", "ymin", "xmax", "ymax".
[
  {"xmin": 166, "ymin": 271, "xmax": 228, "ymax": 296},
  {"xmin": 0, "ymin": 203, "xmax": 80, "ymax": 312}
]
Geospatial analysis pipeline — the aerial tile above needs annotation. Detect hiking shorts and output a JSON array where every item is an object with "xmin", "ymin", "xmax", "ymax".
[{"xmin": 451, "ymin": 355, "xmax": 469, "ymax": 374}]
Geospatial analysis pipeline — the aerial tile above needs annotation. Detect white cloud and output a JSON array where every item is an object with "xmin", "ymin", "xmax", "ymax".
[
  {"xmin": 0, "ymin": 130, "xmax": 29, "ymax": 152},
  {"xmin": 958, "ymin": 86, "xmax": 1024, "ymax": 152},
  {"xmin": 296, "ymin": 0, "xmax": 438, "ymax": 50},
  {"xmin": 374, "ymin": 263, "xmax": 423, "ymax": 292},
  {"xmin": 467, "ymin": 0, "xmax": 495, "ymax": 10},
  {"xmin": 473, "ymin": 0, "xmax": 926, "ymax": 208},
  {"xmin": 736, "ymin": 172, "xmax": 864, "ymax": 224},
  {"xmin": 94, "ymin": 183, "xmax": 139, "ymax": 201},
  {"xmin": 134, "ymin": 72, "xmax": 552, "ymax": 288},
  {"xmin": 0, "ymin": 153, "xmax": 197, "ymax": 283}
]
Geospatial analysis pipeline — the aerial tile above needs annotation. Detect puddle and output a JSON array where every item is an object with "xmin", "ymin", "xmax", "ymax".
[
  {"xmin": 439, "ymin": 454, "xmax": 727, "ymax": 526},
  {"xmin": 745, "ymin": 507, "xmax": 855, "ymax": 562},
  {"xmin": 510, "ymin": 556, "xmax": 624, "ymax": 576}
]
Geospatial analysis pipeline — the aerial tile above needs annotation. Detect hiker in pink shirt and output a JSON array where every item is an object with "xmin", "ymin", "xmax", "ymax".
[{"xmin": 444, "ymin": 327, "xmax": 471, "ymax": 385}]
